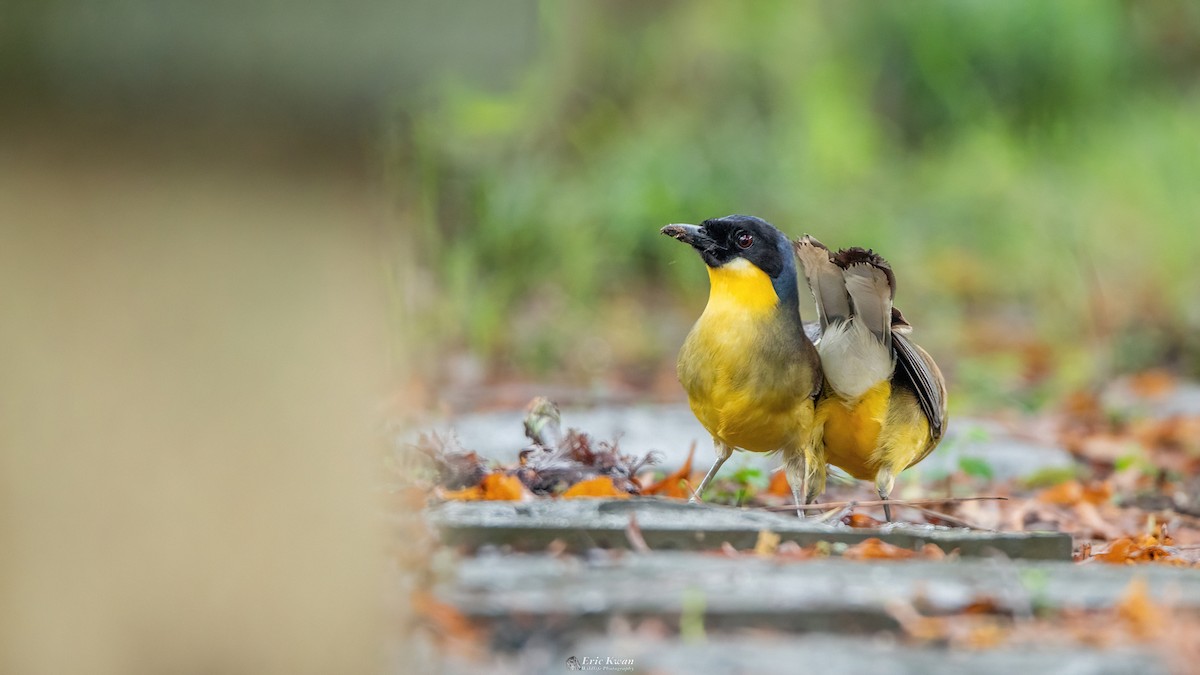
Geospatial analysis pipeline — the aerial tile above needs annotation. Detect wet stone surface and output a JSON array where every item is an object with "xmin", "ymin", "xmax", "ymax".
[
  {"xmin": 441, "ymin": 551, "xmax": 1200, "ymax": 626},
  {"xmin": 436, "ymin": 551, "xmax": 1195, "ymax": 672},
  {"xmin": 420, "ymin": 404, "xmax": 1075, "ymax": 481},
  {"xmin": 544, "ymin": 637, "xmax": 1167, "ymax": 675},
  {"xmin": 426, "ymin": 499, "xmax": 1073, "ymax": 560}
]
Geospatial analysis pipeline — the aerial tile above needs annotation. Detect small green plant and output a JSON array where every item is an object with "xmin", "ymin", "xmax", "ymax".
[{"xmin": 958, "ymin": 456, "xmax": 996, "ymax": 481}]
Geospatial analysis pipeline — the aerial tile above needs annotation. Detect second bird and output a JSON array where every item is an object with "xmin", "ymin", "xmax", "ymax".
[{"xmin": 795, "ymin": 237, "xmax": 948, "ymax": 521}]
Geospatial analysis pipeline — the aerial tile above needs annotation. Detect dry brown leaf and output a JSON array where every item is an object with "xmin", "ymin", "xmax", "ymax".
[
  {"xmin": 753, "ymin": 530, "xmax": 781, "ymax": 556},
  {"xmin": 920, "ymin": 543, "xmax": 948, "ymax": 560},
  {"xmin": 440, "ymin": 473, "xmax": 531, "ymax": 501},
  {"xmin": 766, "ymin": 470, "xmax": 792, "ymax": 497},
  {"xmin": 1128, "ymin": 370, "xmax": 1177, "ymax": 398},
  {"xmin": 562, "ymin": 476, "xmax": 630, "ymax": 499},
  {"xmin": 642, "ymin": 444, "xmax": 695, "ymax": 499},
  {"xmin": 411, "ymin": 590, "xmax": 481, "ymax": 645},
  {"xmin": 1116, "ymin": 578, "xmax": 1165, "ymax": 638},
  {"xmin": 1092, "ymin": 536, "xmax": 1184, "ymax": 565},
  {"xmin": 1038, "ymin": 480, "xmax": 1083, "ymax": 505},
  {"xmin": 843, "ymin": 512, "xmax": 885, "ymax": 528},
  {"xmin": 1037, "ymin": 480, "xmax": 1112, "ymax": 506},
  {"xmin": 965, "ymin": 620, "xmax": 1008, "ymax": 649},
  {"xmin": 774, "ymin": 540, "xmax": 818, "ymax": 560},
  {"xmin": 842, "ymin": 538, "xmax": 917, "ymax": 560}
]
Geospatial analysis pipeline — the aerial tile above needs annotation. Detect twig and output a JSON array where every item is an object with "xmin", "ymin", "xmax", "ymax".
[
  {"xmin": 813, "ymin": 501, "xmax": 858, "ymax": 524},
  {"xmin": 907, "ymin": 504, "xmax": 992, "ymax": 531},
  {"xmin": 760, "ymin": 496, "xmax": 1007, "ymax": 513},
  {"xmin": 625, "ymin": 513, "xmax": 651, "ymax": 553}
]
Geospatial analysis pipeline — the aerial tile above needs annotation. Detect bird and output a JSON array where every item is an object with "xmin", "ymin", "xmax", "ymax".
[
  {"xmin": 661, "ymin": 215, "xmax": 824, "ymax": 510},
  {"xmin": 794, "ymin": 236, "xmax": 948, "ymax": 521}
]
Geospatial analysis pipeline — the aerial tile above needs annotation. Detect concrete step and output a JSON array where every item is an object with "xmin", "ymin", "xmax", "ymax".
[
  {"xmin": 426, "ymin": 498, "xmax": 1073, "ymax": 560},
  {"xmin": 436, "ymin": 551, "xmax": 1200, "ymax": 649}
]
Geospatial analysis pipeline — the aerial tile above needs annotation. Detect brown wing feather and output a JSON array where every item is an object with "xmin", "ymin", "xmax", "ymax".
[
  {"xmin": 892, "ymin": 331, "xmax": 947, "ymax": 469},
  {"xmin": 793, "ymin": 236, "xmax": 851, "ymax": 330}
]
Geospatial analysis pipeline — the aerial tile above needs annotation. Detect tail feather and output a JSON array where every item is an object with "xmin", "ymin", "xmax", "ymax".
[
  {"xmin": 793, "ymin": 236, "xmax": 851, "ymax": 330},
  {"xmin": 836, "ymin": 248, "xmax": 894, "ymax": 349}
]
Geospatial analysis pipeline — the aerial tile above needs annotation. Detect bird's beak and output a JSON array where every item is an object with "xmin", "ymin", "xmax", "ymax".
[{"xmin": 660, "ymin": 223, "xmax": 711, "ymax": 250}]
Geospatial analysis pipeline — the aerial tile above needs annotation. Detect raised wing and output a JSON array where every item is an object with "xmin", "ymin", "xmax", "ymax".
[{"xmin": 793, "ymin": 236, "xmax": 851, "ymax": 331}]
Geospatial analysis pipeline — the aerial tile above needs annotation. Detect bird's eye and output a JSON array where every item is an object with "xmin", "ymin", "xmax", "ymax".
[{"xmin": 735, "ymin": 232, "xmax": 753, "ymax": 249}]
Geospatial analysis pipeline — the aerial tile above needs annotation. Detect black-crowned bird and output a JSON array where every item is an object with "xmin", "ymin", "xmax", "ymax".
[
  {"xmin": 661, "ymin": 215, "xmax": 824, "ymax": 510},
  {"xmin": 794, "ymin": 236, "xmax": 948, "ymax": 521}
]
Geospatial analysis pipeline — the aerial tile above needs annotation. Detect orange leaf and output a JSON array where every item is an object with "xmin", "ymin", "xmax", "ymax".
[
  {"xmin": 1081, "ymin": 481, "xmax": 1113, "ymax": 505},
  {"xmin": 842, "ymin": 537, "xmax": 917, "ymax": 560},
  {"xmin": 753, "ymin": 530, "xmax": 781, "ymax": 556},
  {"xmin": 1094, "ymin": 538, "xmax": 1138, "ymax": 564},
  {"xmin": 440, "ymin": 473, "xmax": 531, "ymax": 501},
  {"xmin": 1037, "ymin": 480, "xmax": 1084, "ymax": 505},
  {"xmin": 411, "ymin": 590, "xmax": 480, "ymax": 643},
  {"xmin": 844, "ymin": 512, "xmax": 884, "ymax": 528},
  {"xmin": 643, "ymin": 444, "xmax": 695, "ymax": 499},
  {"xmin": 1128, "ymin": 370, "xmax": 1176, "ymax": 398},
  {"xmin": 1115, "ymin": 578, "xmax": 1165, "ymax": 638},
  {"xmin": 766, "ymin": 470, "xmax": 792, "ymax": 497},
  {"xmin": 562, "ymin": 476, "xmax": 629, "ymax": 499},
  {"xmin": 1093, "ymin": 536, "xmax": 1183, "ymax": 565},
  {"xmin": 919, "ymin": 543, "xmax": 948, "ymax": 560}
]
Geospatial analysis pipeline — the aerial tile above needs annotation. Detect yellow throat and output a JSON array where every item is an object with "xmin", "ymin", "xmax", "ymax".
[{"xmin": 703, "ymin": 258, "xmax": 779, "ymax": 316}]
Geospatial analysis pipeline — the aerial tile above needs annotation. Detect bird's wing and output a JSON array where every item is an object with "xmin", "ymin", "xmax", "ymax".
[
  {"xmin": 802, "ymin": 320, "xmax": 823, "ymax": 345},
  {"xmin": 793, "ymin": 235, "xmax": 851, "ymax": 330},
  {"xmin": 834, "ymin": 248, "xmax": 895, "ymax": 350},
  {"xmin": 892, "ymin": 329, "xmax": 947, "ymax": 446}
]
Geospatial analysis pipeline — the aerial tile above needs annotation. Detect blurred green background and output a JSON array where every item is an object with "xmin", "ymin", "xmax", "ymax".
[
  {"xmin": 7, "ymin": 0, "xmax": 1199, "ymax": 415},
  {"xmin": 395, "ymin": 1, "xmax": 1200, "ymax": 412}
]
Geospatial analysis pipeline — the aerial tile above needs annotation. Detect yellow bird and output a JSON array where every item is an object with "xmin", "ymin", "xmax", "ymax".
[
  {"xmin": 661, "ymin": 215, "xmax": 824, "ymax": 509},
  {"xmin": 794, "ymin": 237, "xmax": 948, "ymax": 521}
]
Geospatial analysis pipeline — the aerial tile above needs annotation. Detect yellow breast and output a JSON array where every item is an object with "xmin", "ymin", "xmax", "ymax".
[
  {"xmin": 820, "ymin": 381, "xmax": 935, "ymax": 480},
  {"xmin": 820, "ymin": 381, "xmax": 890, "ymax": 480},
  {"xmin": 679, "ymin": 259, "xmax": 813, "ymax": 453}
]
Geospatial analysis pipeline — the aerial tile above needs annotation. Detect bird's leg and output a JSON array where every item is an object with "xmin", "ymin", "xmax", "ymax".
[
  {"xmin": 876, "ymin": 467, "xmax": 897, "ymax": 522},
  {"xmin": 783, "ymin": 449, "xmax": 813, "ymax": 518},
  {"xmin": 689, "ymin": 440, "xmax": 733, "ymax": 503}
]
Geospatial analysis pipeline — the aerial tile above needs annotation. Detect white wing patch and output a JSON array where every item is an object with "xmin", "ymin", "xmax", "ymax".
[{"xmin": 816, "ymin": 319, "xmax": 893, "ymax": 400}]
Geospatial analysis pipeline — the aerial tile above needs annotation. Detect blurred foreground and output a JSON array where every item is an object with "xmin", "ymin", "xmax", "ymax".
[{"xmin": 0, "ymin": 119, "xmax": 392, "ymax": 674}]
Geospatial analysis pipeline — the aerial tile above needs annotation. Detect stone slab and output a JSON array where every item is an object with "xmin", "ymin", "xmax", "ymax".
[
  {"xmin": 426, "ymin": 498, "xmax": 1073, "ymax": 560},
  {"xmin": 437, "ymin": 551, "xmax": 1200, "ymax": 652},
  {"xmin": 548, "ymin": 637, "xmax": 1166, "ymax": 675}
]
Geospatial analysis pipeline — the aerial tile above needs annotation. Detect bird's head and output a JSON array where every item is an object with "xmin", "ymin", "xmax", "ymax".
[
  {"xmin": 661, "ymin": 215, "xmax": 790, "ymax": 276},
  {"xmin": 661, "ymin": 215, "xmax": 798, "ymax": 309}
]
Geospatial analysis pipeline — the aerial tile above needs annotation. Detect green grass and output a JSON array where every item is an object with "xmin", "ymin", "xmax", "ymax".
[{"xmin": 392, "ymin": 1, "xmax": 1200, "ymax": 406}]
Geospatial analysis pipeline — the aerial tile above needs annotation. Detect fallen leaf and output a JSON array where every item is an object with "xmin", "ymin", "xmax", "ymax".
[
  {"xmin": 440, "ymin": 473, "xmax": 531, "ymax": 501},
  {"xmin": 965, "ymin": 620, "xmax": 1007, "ymax": 649},
  {"xmin": 643, "ymin": 444, "xmax": 695, "ymax": 498},
  {"xmin": 1038, "ymin": 480, "xmax": 1083, "ymax": 505},
  {"xmin": 1091, "ymin": 536, "xmax": 1185, "ymax": 565},
  {"xmin": 411, "ymin": 590, "xmax": 481, "ymax": 644},
  {"xmin": 843, "ymin": 512, "xmax": 884, "ymax": 528},
  {"xmin": 766, "ymin": 470, "xmax": 792, "ymax": 497},
  {"xmin": 1115, "ymin": 578, "xmax": 1164, "ymax": 638},
  {"xmin": 842, "ymin": 538, "xmax": 917, "ymax": 560},
  {"xmin": 562, "ymin": 476, "xmax": 630, "ymax": 499},
  {"xmin": 1037, "ymin": 480, "xmax": 1112, "ymax": 506},
  {"xmin": 920, "ymin": 543, "xmax": 948, "ymax": 560},
  {"xmin": 774, "ymin": 540, "xmax": 818, "ymax": 560},
  {"xmin": 754, "ymin": 530, "xmax": 781, "ymax": 556},
  {"xmin": 1127, "ymin": 370, "xmax": 1177, "ymax": 398}
]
